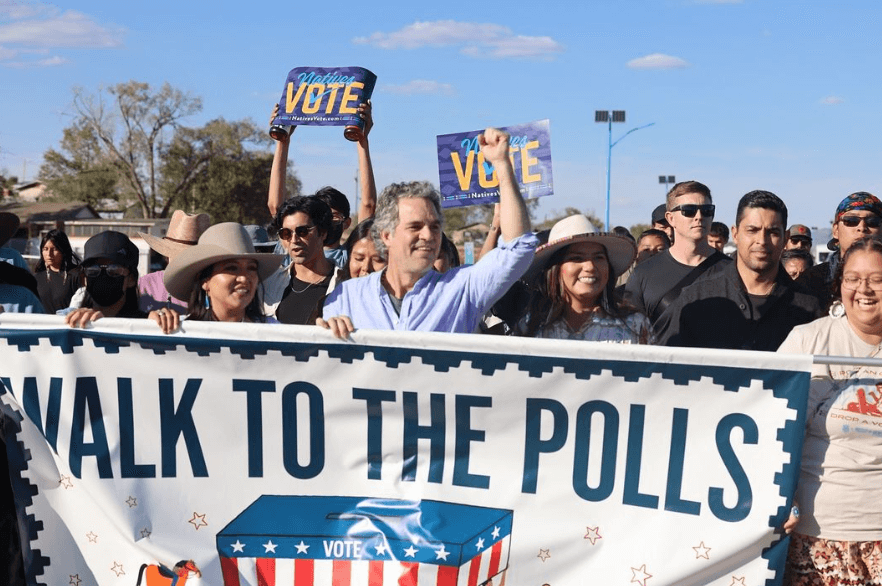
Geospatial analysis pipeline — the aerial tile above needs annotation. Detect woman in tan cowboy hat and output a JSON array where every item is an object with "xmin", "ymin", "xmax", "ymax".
[
  {"xmin": 514, "ymin": 214, "xmax": 655, "ymax": 343},
  {"xmin": 137, "ymin": 210, "xmax": 211, "ymax": 313},
  {"xmin": 151, "ymin": 223, "xmax": 282, "ymax": 332}
]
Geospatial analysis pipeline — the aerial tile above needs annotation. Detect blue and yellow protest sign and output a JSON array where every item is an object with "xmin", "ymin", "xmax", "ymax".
[
  {"xmin": 437, "ymin": 119, "xmax": 554, "ymax": 208},
  {"xmin": 271, "ymin": 66, "xmax": 376, "ymax": 141},
  {"xmin": 0, "ymin": 314, "xmax": 809, "ymax": 585}
]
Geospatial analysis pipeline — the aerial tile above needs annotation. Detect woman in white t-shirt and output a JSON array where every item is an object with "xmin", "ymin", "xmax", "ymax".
[{"xmin": 779, "ymin": 235, "xmax": 882, "ymax": 585}]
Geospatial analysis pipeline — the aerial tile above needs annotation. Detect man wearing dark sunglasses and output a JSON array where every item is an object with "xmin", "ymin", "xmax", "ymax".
[
  {"xmin": 262, "ymin": 196, "xmax": 347, "ymax": 325},
  {"xmin": 799, "ymin": 192, "xmax": 882, "ymax": 310},
  {"xmin": 625, "ymin": 180, "xmax": 730, "ymax": 324},
  {"xmin": 657, "ymin": 190, "xmax": 822, "ymax": 351},
  {"xmin": 785, "ymin": 224, "xmax": 813, "ymax": 252}
]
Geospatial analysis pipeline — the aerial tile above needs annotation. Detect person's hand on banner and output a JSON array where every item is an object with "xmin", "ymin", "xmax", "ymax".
[
  {"xmin": 783, "ymin": 501, "xmax": 800, "ymax": 534},
  {"xmin": 477, "ymin": 127, "xmax": 510, "ymax": 166},
  {"xmin": 149, "ymin": 307, "xmax": 181, "ymax": 334},
  {"xmin": 65, "ymin": 308, "xmax": 104, "ymax": 328},
  {"xmin": 316, "ymin": 315, "xmax": 355, "ymax": 340}
]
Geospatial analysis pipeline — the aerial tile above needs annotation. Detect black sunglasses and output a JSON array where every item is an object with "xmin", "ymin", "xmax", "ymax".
[
  {"xmin": 669, "ymin": 204, "xmax": 715, "ymax": 218},
  {"xmin": 83, "ymin": 263, "xmax": 128, "ymax": 278},
  {"xmin": 278, "ymin": 225, "xmax": 316, "ymax": 241},
  {"xmin": 839, "ymin": 215, "xmax": 882, "ymax": 229}
]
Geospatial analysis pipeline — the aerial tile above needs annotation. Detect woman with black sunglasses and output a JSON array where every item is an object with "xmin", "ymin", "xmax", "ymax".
[
  {"xmin": 798, "ymin": 192, "xmax": 882, "ymax": 311},
  {"xmin": 65, "ymin": 231, "xmax": 147, "ymax": 328}
]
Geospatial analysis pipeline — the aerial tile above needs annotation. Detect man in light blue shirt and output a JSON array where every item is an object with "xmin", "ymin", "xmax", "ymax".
[{"xmin": 319, "ymin": 127, "xmax": 537, "ymax": 337}]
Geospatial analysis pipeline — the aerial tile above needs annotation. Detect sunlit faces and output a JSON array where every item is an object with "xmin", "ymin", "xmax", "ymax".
[
  {"xmin": 732, "ymin": 207, "xmax": 786, "ymax": 277},
  {"xmin": 833, "ymin": 211, "xmax": 882, "ymax": 254},
  {"xmin": 636, "ymin": 234, "xmax": 667, "ymax": 265},
  {"xmin": 665, "ymin": 193, "xmax": 713, "ymax": 243},
  {"xmin": 558, "ymin": 241, "xmax": 609, "ymax": 308},
  {"xmin": 201, "ymin": 258, "xmax": 259, "ymax": 319},
  {"xmin": 281, "ymin": 212, "xmax": 326, "ymax": 266},
  {"xmin": 841, "ymin": 249, "xmax": 882, "ymax": 339},
  {"xmin": 348, "ymin": 237, "xmax": 385, "ymax": 278},
  {"xmin": 42, "ymin": 240, "xmax": 63, "ymax": 271},
  {"xmin": 381, "ymin": 198, "xmax": 442, "ymax": 276}
]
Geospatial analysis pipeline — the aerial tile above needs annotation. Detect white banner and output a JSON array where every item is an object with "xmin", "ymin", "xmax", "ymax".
[{"xmin": 0, "ymin": 315, "xmax": 811, "ymax": 586}]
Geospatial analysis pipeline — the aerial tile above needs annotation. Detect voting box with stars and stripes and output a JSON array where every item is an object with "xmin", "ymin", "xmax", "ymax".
[{"xmin": 216, "ymin": 495, "xmax": 513, "ymax": 586}]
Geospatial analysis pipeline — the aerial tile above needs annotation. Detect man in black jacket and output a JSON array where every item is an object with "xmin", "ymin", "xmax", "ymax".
[{"xmin": 657, "ymin": 190, "xmax": 823, "ymax": 351}]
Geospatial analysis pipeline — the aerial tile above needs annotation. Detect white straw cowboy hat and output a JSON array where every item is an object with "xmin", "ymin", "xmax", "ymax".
[
  {"xmin": 528, "ymin": 214, "xmax": 637, "ymax": 278},
  {"xmin": 163, "ymin": 223, "xmax": 283, "ymax": 301},
  {"xmin": 138, "ymin": 210, "xmax": 212, "ymax": 259}
]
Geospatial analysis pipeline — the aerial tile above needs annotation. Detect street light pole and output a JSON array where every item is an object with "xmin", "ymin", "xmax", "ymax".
[
  {"xmin": 659, "ymin": 175, "xmax": 676, "ymax": 197},
  {"xmin": 595, "ymin": 110, "xmax": 655, "ymax": 229}
]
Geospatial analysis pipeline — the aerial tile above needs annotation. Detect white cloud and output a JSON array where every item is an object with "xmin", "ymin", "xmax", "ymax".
[
  {"xmin": 0, "ymin": 9, "xmax": 124, "ymax": 47},
  {"xmin": 2, "ymin": 53, "xmax": 67, "ymax": 67},
  {"xmin": 353, "ymin": 20, "xmax": 563, "ymax": 60},
  {"xmin": 820, "ymin": 96, "xmax": 844, "ymax": 105},
  {"xmin": 627, "ymin": 53, "xmax": 690, "ymax": 70},
  {"xmin": 381, "ymin": 80, "xmax": 456, "ymax": 96}
]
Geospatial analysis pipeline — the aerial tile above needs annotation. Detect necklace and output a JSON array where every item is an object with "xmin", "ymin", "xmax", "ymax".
[{"xmin": 289, "ymin": 273, "xmax": 327, "ymax": 294}]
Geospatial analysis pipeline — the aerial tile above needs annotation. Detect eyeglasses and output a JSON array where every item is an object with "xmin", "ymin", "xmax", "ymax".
[
  {"xmin": 278, "ymin": 225, "xmax": 316, "ymax": 241},
  {"xmin": 839, "ymin": 215, "xmax": 882, "ymax": 229},
  {"xmin": 788, "ymin": 237, "xmax": 811, "ymax": 245},
  {"xmin": 669, "ymin": 204, "xmax": 715, "ymax": 218},
  {"xmin": 83, "ymin": 263, "xmax": 128, "ymax": 278},
  {"xmin": 842, "ymin": 275, "xmax": 882, "ymax": 291}
]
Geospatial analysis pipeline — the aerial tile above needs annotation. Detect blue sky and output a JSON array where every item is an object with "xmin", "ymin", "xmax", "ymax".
[{"xmin": 1, "ymin": 0, "xmax": 880, "ymax": 232}]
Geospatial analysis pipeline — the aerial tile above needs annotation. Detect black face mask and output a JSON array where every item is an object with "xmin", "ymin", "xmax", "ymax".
[{"xmin": 86, "ymin": 273, "xmax": 126, "ymax": 307}]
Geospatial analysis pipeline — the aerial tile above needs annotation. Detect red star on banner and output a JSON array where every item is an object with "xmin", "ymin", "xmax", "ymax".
[
  {"xmin": 140, "ymin": 528, "xmax": 151, "ymax": 539},
  {"xmin": 584, "ymin": 526, "xmax": 602, "ymax": 545},
  {"xmin": 69, "ymin": 575, "xmax": 82, "ymax": 586},
  {"xmin": 630, "ymin": 564, "xmax": 652, "ymax": 586},
  {"xmin": 126, "ymin": 496, "xmax": 137, "ymax": 508},
  {"xmin": 110, "ymin": 562, "xmax": 125, "ymax": 577},
  {"xmin": 537, "ymin": 549, "xmax": 551, "ymax": 562},
  {"xmin": 86, "ymin": 532, "xmax": 97, "ymax": 543},
  {"xmin": 729, "ymin": 578, "xmax": 746, "ymax": 586},
  {"xmin": 59, "ymin": 475, "xmax": 73, "ymax": 489},
  {"xmin": 189, "ymin": 512, "xmax": 208, "ymax": 530},
  {"xmin": 693, "ymin": 542, "xmax": 711, "ymax": 559}
]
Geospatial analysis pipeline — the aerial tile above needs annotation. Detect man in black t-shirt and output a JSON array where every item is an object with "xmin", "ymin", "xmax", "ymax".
[
  {"xmin": 625, "ymin": 181, "xmax": 730, "ymax": 323},
  {"xmin": 262, "ymin": 196, "xmax": 346, "ymax": 324}
]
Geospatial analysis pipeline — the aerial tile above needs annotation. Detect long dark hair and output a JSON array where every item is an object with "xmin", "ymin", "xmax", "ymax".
[
  {"xmin": 522, "ymin": 242, "xmax": 630, "ymax": 337},
  {"xmin": 186, "ymin": 262, "xmax": 267, "ymax": 323},
  {"xmin": 341, "ymin": 219, "xmax": 382, "ymax": 281},
  {"xmin": 833, "ymin": 235, "xmax": 882, "ymax": 301},
  {"xmin": 34, "ymin": 229, "xmax": 81, "ymax": 274}
]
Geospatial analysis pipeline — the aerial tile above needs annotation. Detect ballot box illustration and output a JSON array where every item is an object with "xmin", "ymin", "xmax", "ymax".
[{"xmin": 217, "ymin": 496, "xmax": 513, "ymax": 586}]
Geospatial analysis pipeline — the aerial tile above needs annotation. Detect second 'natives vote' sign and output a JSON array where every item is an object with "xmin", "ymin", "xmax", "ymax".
[
  {"xmin": 271, "ymin": 66, "xmax": 376, "ymax": 139},
  {"xmin": 437, "ymin": 119, "xmax": 554, "ymax": 208}
]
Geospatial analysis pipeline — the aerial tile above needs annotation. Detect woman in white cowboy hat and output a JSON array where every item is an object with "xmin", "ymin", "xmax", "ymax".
[
  {"xmin": 151, "ymin": 223, "xmax": 282, "ymax": 332},
  {"xmin": 514, "ymin": 214, "xmax": 655, "ymax": 343}
]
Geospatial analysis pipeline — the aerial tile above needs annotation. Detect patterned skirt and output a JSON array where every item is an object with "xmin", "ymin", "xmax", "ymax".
[{"xmin": 785, "ymin": 533, "xmax": 882, "ymax": 586}]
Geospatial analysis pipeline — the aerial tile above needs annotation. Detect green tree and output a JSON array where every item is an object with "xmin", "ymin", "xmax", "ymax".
[{"xmin": 40, "ymin": 119, "xmax": 120, "ymax": 207}]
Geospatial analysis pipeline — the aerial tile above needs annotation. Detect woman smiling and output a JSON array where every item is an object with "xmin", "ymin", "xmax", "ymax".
[
  {"xmin": 515, "ymin": 214, "xmax": 654, "ymax": 344},
  {"xmin": 152, "ymin": 223, "xmax": 282, "ymax": 332}
]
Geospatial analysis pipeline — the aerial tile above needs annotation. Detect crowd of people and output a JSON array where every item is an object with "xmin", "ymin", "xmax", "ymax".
[{"xmin": 2, "ymin": 114, "xmax": 881, "ymax": 585}]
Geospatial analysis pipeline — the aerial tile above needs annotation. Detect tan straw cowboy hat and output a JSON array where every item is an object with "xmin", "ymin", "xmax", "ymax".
[
  {"xmin": 163, "ymin": 223, "xmax": 283, "ymax": 301},
  {"xmin": 138, "ymin": 210, "xmax": 211, "ymax": 259},
  {"xmin": 528, "ymin": 214, "xmax": 637, "ymax": 278}
]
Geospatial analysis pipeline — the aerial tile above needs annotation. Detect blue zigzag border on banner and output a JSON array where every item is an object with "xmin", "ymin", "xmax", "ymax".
[{"xmin": 0, "ymin": 327, "xmax": 808, "ymax": 585}]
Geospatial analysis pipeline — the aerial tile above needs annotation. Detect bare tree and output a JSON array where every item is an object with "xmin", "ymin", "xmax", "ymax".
[{"xmin": 71, "ymin": 80, "xmax": 202, "ymax": 217}]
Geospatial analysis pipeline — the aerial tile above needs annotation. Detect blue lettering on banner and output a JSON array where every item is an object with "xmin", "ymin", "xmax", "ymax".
[
  {"xmin": 118, "ymin": 378, "xmax": 156, "ymax": 478},
  {"xmin": 710, "ymin": 413, "xmax": 757, "ymax": 522},
  {"xmin": 665, "ymin": 408, "xmax": 701, "ymax": 515},
  {"xmin": 233, "ymin": 379, "xmax": 276, "ymax": 478},
  {"xmin": 70, "ymin": 377, "xmax": 113, "ymax": 479},
  {"xmin": 453, "ymin": 394, "xmax": 492, "ymax": 489},
  {"xmin": 281, "ymin": 382, "xmax": 325, "ymax": 479},
  {"xmin": 159, "ymin": 378, "xmax": 208, "ymax": 478},
  {"xmin": 402, "ymin": 392, "xmax": 446, "ymax": 483},
  {"xmin": 352, "ymin": 387, "xmax": 396, "ymax": 480},
  {"xmin": 573, "ymin": 401, "xmax": 619, "ymax": 502},
  {"xmin": 623, "ymin": 404, "xmax": 659, "ymax": 509},
  {"xmin": 522, "ymin": 398, "xmax": 569, "ymax": 494}
]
